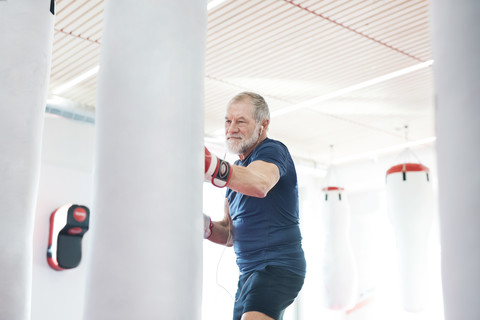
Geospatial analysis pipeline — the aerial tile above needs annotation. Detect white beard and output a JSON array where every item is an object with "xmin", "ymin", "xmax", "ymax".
[{"xmin": 226, "ymin": 123, "xmax": 261, "ymax": 155}]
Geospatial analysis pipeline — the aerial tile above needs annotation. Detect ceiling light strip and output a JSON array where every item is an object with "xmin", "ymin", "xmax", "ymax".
[
  {"xmin": 332, "ymin": 136, "xmax": 437, "ymax": 165},
  {"xmin": 271, "ymin": 59, "xmax": 434, "ymax": 118},
  {"xmin": 207, "ymin": 0, "xmax": 229, "ymax": 11},
  {"xmin": 52, "ymin": 65, "xmax": 100, "ymax": 94}
]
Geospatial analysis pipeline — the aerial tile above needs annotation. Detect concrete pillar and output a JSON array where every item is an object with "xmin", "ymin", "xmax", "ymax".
[
  {"xmin": 431, "ymin": 1, "xmax": 480, "ymax": 319},
  {"xmin": 0, "ymin": 1, "xmax": 54, "ymax": 319},
  {"xmin": 83, "ymin": 1, "xmax": 206, "ymax": 319}
]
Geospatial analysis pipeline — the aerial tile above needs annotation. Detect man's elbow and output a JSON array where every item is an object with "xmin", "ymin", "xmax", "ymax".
[
  {"xmin": 251, "ymin": 183, "xmax": 271, "ymax": 198},
  {"xmin": 252, "ymin": 191, "xmax": 268, "ymax": 198}
]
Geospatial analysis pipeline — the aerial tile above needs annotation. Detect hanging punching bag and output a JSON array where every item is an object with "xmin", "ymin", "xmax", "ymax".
[
  {"xmin": 321, "ymin": 187, "xmax": 358, "ymax": 310},
  {"xmin": 386, "ymin": 163, "xmax": 434, "ymax": 312},
  {"xmin": 83, "ymin": 1, "xmax": 206, "ymax": 319},
  {"xmin": 0, "ymin": 1, "xmax": 54, "ymax": 319}
]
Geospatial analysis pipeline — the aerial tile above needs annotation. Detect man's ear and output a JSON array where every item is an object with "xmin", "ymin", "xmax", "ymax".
[{"xmin": 262, "ymin": 119, "xmax": 269, "ymax": 130}]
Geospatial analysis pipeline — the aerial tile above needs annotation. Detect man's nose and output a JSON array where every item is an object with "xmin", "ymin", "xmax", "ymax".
[{"xmin": 227, "ymin": 122, "xmax": 240, "ymax": 133}]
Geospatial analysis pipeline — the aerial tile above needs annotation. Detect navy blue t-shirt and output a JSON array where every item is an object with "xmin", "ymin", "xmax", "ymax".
[{"xmin": 226, "ymin": 138, "xmax": 306, "ymax": 277}]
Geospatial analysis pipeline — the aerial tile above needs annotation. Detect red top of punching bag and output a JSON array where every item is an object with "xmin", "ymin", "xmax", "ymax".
[
  {"xmin": 386, "ymin": 163, "xmax": 429, "ymax": 176},
  {"xmin": 322, "ymin": 186, "xmax": 345, "ymax": 191}
]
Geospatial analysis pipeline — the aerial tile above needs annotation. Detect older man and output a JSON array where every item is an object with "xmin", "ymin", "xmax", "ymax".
[{"xmin": 204, "ymin": 92, "xmax": 306, "ymax": 320}]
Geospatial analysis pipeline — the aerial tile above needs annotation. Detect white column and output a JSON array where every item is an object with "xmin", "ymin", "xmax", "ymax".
[
  {"xmin": 0, "ymin": 1, "xmax": 54, "ymax": 320},
  {"xmin": 83, "ymin": 1, "xmax": 206, "ymax": 319},
  {"xmin": 431, "ymin": 1, "xmax": 480, "ymax": 319}
]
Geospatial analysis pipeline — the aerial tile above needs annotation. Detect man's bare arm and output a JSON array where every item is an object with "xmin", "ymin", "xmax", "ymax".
[
  {"xmin": 208, "ymin": 198, "xmax": 233, "ymax": 246},
  {"xmin": 228, "ymin": 160, "xmax": 280, "ymax": 198}
]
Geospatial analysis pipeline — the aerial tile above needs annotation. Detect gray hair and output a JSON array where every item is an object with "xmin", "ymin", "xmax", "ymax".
[{"xmin": 228, "ymin": 92, "xmax": 270, "ymax": 124}]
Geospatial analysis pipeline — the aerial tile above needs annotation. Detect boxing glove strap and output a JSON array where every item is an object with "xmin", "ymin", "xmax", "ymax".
[{"xmin": 212, "ymin": 159, "xmax": 232, "ymax": 188}]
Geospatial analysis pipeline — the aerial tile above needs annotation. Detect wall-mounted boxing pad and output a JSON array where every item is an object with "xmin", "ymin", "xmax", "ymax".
[{"xmin": 47, "ymin": 204, "xmax": 90, "ymax": 271}]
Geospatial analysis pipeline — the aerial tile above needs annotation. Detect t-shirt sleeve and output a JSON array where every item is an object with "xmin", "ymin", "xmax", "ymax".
[{"xmin": 253, "ymin": 141, "xmax": 288, "ymax": 177}]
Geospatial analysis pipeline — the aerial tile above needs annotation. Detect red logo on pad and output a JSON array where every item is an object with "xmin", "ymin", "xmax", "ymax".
[
  {"xmin": 73, "ymin": 207, "xmax": 87, "ymax": 222},
  {"xmin": 68, "ymin": 227, "xmax": 83, "ymax": 235}
]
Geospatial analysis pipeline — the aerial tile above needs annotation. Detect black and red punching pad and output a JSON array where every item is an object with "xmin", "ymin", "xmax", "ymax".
[{"xmin": 47, "ymin": 204, "xmax": 90, "ymax": 271}]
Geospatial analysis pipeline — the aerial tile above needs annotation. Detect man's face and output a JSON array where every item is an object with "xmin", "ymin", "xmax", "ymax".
[{"xmin": 225, "ymin": 99, "xmax": 261, "ymax": 155}]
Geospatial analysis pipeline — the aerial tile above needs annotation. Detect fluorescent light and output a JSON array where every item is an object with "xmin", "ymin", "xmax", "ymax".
[
  {"xmin": 271, "ymin": 60, "xmax": 434, "ymax": 118},
  {"xmin": 46, "ymin": 95, "xmax": 69, "ymax": 105},
  {"xmin": 333, "ymin": 136, "xmax": 437, "ymax": 165},
  {"xmin": 53, "ymin": 65, "xmax": 99, "ymax": 94},
  {"xmin": 207, "ymin": 0, "xmax": 229, "ymax": 11},
  {"xmin": 211, "ymin": 60, "xmax": 434, "ymax": 137}
]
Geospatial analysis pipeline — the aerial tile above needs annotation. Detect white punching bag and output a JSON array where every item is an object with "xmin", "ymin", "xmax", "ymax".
[
  {"xmin": 431, "ymin": 1, "xmax": 480, "ymax": 319},
  {"xmin": 0, "ymin": 1, "xmax": 54, "ymax": 319},
  {"xmin": 83, "ymin": 1, "xmax": 206, "ymax": 319},
  {"xmin": 386, "ymin": 163, "xmax": 434, "ymax": 312},
  {"xmin": 321, "ymin": 187, "xmax": 358, "ymax": 310}
]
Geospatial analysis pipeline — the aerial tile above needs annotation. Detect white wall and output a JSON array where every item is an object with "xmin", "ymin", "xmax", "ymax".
[{"xmin": 32, "ymin": 116, "xmax": 94, "ymax": 320}]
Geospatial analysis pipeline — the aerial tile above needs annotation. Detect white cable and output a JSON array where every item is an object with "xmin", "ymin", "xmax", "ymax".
[
  {"xmin": 215, "ymin": 228, "xmax": 236, "ymax": 300},
  {"xmin": 214, "ymin": 220, "xmax": 254, "ymax": 302}
]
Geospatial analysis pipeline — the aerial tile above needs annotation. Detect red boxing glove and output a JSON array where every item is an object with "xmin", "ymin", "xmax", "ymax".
[{"xmin": 204, "ymin": 146, "xmax": 232, "ymax": 188}]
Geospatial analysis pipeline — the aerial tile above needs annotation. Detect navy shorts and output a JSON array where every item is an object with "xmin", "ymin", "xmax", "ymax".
[{"xmin": 233, "ymin": 266, "xmax": 305, "ymax": 320}]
